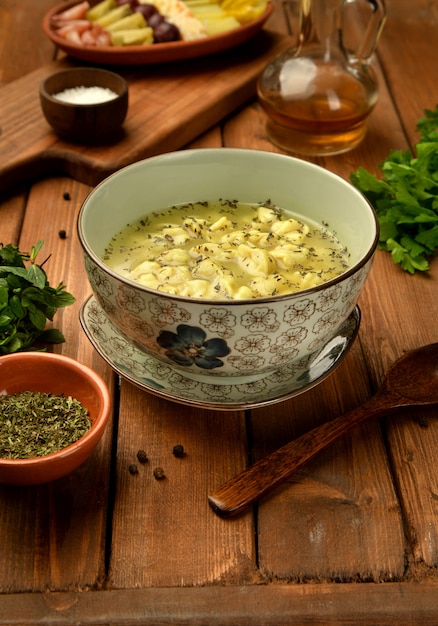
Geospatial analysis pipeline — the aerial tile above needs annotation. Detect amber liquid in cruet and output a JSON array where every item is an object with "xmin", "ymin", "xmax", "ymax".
[
  {"xmin": 259, "ymin": 57, "xmax": 376, "ymax": 155},
  {"xmin": 257, "ymin": 0, "xmax": 386, "ymax": 156},
  {"xmin": 258, "ymin": 52, "xmax": 379, "ymax": 156}
]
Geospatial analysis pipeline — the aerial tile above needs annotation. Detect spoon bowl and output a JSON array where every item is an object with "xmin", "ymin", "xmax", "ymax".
[
  {"xmin": 208, "ymin": 342, "xmax": 438, "ymax": 517},
  {"xmin": 384, "ymin": 342, "xmax": 438, "ymax": 401}
]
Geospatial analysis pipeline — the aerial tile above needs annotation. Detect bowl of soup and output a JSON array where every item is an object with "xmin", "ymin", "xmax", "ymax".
[{"xmin": 77, "ymin": 148, "xmax": 378, "ymax": 385}]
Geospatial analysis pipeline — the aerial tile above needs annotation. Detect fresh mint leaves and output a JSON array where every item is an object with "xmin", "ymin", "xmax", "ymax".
[
  {"xmin": 0, "ymin": 241, "xmax": 75, "ymax": 355},
  {"xmin": 350, "ymin": 106, "xmax": 438, "ymax": 273}
]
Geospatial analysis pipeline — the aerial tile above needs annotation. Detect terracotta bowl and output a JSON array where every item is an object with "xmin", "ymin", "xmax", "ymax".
[
  {"xmin": 78, "ymin": 148, "xmax": 378, "ymax": 386},
  {"xmin": 0, "ymin": 352, "xmax": 111, "ymax": 485},
  {"xmin": 39, "ymin": 67, "xmax": 128, "ymax": 142}
]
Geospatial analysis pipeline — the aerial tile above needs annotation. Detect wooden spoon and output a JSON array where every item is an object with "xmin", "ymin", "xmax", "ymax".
[{"xmin": 208, "ymin": 342, "xmax": 438, "ymax": 518}]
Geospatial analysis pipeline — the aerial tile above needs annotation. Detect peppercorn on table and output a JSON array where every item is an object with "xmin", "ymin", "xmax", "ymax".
[{"xmin": 1, "ymin": 0, "xmax": 438, "ymax": 623}]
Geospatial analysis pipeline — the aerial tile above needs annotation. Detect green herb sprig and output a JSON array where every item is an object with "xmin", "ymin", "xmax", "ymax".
[
  {"xmin": 0, "ymin": 241, "xmax": 75, "ymax": 355},
  {"xmin": 350, "ymin": 105, "xmax": 438, "ymax": 274}
]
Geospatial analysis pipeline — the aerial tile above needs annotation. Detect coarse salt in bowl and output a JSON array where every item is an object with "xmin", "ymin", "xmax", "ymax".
[
  {"xmin": 39, "ymin": 67, "xmax": 128, "ymax": 142},
  {"xmin": 78, "ymin": 148, "xmax": 378, "ymax": 385},
  {"xmin": 52, "ymin": 85, "xmax": 119, "ymax": 104}
]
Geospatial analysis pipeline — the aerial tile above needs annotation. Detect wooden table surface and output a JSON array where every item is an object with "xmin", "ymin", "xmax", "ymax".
[{"xmin": 1, "ymin": 0, "xmax": 438, "ymax": 623}]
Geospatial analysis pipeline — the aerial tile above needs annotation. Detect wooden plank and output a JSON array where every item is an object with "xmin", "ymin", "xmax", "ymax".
[
  {"xmin": 0, "ymin": 177, "xmax": 116, "ymax": 592},
  {"xmin": 1, "ymin": 583, "xmax": 438, "ymax": 625},
  {"xmin": 377, "ymin": 0, "xmax": 438, "ymax": 144},
  {"xmin": 0, "ymin": 0, "xmax": 57, "ymax": 87},
  {"xmin": 0, "ymin": 194, "xmax": 25, "ymax": 243},
  {"xmin": 106, "ymin": 99, "xmax": 254, "ymax": 589},
  {"xmin": 219, "ymin": 1, "xmax": 407, "ymax": 583},
  {"xmin": 359, "ymin": 252, "xmax": 438, "ymax": 570},
  {"xmin": 224, "ymin": 2, "xmax": 438, "ymax": 580},
  {"xmin": 17, "ymin": 177, "xmax": 105, "ymax": 368},
  {"xmin": 101, "ymin": 2, "xmax": 282, "ymax": 590},
  {"xmin": 0, "ymin": 0, "xmax": 58, "ymax": 240},
  {"xmin": 385, "ymin": 409, "xmax": 438, "ymax": 570},
  {"xmin": 343, "ymin": 0, "xmax": 438, "ymax": 572},
  {"xmin": 109, "ymin": 387, "xmax": 257, "ymax": 587},
  {"xmin": 251, "ymin": 342, "xmax": 406, "ymax": 582}
]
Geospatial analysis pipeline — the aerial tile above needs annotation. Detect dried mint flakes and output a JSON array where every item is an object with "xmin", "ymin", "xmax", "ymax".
[{"xmin": 0, "ymin": 391, "xmax": 91, "ymax": 459}]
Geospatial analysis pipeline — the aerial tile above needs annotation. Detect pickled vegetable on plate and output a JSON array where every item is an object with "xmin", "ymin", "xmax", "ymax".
[
  {"xmin": 85, "ymin": 0, "xmax": 116, "ymax": 20},
  {"xmin": 187, "ymin": 0, "xmax": 268, "ymax": 23},
  {"xmin": 185, "ymin": 2, "xmax": 240, "ymax": 35},
  {"xmin": 222, "ymin": 0, "xmax": 268, "ymax": 22},
  {"xmin": 105, "ymin": 11, "xmax": 146, "ymax": 30},
  {"xmin": 110, "ymin": 26, "xmax": 153, "ymax": 44},
  {"xmin": 92, "ymin": 4, "xmax": 132, "ymax": 26}
]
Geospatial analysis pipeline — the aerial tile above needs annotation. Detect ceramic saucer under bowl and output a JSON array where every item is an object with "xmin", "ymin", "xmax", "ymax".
[{"xmin": 80, "ymin": 296, "xmax": 360, "ymax": 411}]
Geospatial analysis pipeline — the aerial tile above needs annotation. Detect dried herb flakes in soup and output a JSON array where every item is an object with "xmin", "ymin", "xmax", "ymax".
[
  {"xmin": 0, "ymin": 240, "xmax": 75, "ymax": 355},
  {"xmin": 0, "ymin": 391, "xmax": 91, "ymax": 459}
]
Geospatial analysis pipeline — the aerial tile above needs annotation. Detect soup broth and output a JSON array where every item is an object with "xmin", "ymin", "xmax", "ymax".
[{"xmin": 103, "ymin": 200, "xmax": 350, "ymax": 300}]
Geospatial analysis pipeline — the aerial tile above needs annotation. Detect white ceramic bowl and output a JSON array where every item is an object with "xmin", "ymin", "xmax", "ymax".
[{"xmin": 78, "ymin": 149, "xmax": 378, "ymax": 385}]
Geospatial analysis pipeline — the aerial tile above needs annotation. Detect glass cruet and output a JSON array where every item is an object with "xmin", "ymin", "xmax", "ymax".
[{"xmin": 257, "ymin": 0, "xmax": 387, "ymax": 156}]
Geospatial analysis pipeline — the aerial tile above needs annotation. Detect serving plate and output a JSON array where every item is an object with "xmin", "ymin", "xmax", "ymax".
[
  {"xmin": 42, "ymin": 0, "xmax": 273, "ymax": 65},
  {"xmin": 80, "ymin": 296, "xmax": 360, "ymax": 411}
]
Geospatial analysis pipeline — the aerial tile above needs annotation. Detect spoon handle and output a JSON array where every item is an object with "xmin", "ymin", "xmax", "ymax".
[{"xmin": 208, "ymin": 393, "xmax": 401, "ymax": 517}]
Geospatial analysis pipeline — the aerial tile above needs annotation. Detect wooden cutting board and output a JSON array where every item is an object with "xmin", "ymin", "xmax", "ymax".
[{"xmin": 0, "ymin": 30, "xmax": 290, "ymax": 194}]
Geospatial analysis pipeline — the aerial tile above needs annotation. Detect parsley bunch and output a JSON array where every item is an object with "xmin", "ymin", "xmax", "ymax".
[
  {"xmin": 0, "ymin": 241, "xmax": 75, "ymax": 355},
  {"xmin": 350, "ymin": 105, "xmax": 438, "ymax": 273}
]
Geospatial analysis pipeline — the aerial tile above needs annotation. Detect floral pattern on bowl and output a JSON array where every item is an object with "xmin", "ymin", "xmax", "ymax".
[
  {"xmin": 84, "ymin": 252, "xmax": 369, "ymax": 383},
  {"xmin": 80, "ymin": 296, "xmax": 360, "ymax": 410},
  {"xmin": 157, "ymin": 324, "xmax": 231, "ymax": 370}
]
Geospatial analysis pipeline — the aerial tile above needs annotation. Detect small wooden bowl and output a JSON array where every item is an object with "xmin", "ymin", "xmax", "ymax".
[
  {"xmin": 39, "ymin": 67, "xmax": 128, "ymax": 142},
  {"xmin": 0, "ymin": 352, "xmax": 111, "ymax": 485}
]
